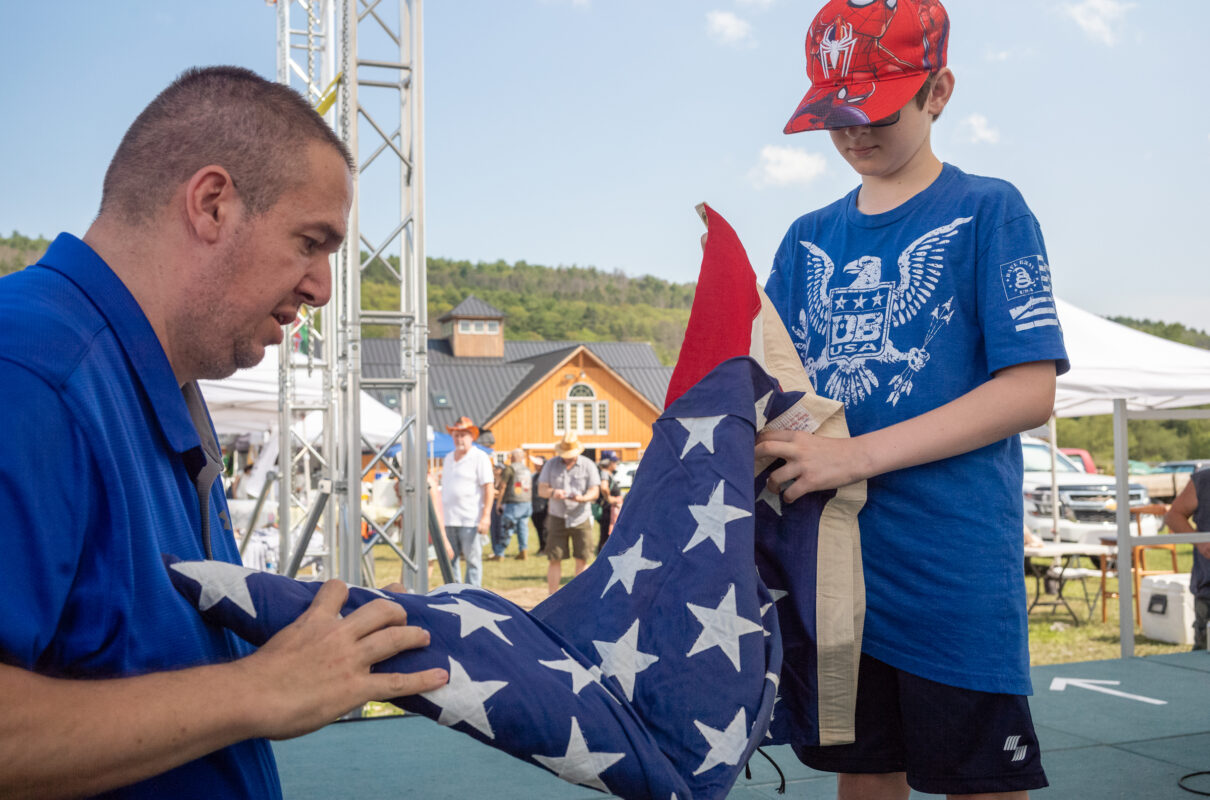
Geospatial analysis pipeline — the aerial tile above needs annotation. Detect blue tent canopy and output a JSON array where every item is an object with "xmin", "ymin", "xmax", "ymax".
[{"xmin": 386, "ymin": 432, "xmax": 492, "ymax": 460}]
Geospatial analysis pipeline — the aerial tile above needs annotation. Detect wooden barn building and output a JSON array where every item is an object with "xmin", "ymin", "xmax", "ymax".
[{"xmin": 363, "ymin": 296, "xmax": 674, "ymax": 462}]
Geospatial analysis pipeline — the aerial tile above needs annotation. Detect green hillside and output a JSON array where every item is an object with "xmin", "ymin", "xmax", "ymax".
[
  {"xmin": 5, "ymin": 230, "xmax": 1206, "ymax": 465},
  {"xmin": 0, "ymin": 231, "xmax": 51, "ymax": 276},
  {"xmin": 364, "ymin": 255, "xmax": 695, "ymax": 366},
  {"xmin": 1057, "ymin": 316, "xmax": 1210, "ymax": 466}
]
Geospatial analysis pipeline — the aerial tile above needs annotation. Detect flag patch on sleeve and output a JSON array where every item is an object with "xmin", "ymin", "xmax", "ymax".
[{"xmin": 999, "ymin": 255, "xmax": 1058, "ymax": 332}]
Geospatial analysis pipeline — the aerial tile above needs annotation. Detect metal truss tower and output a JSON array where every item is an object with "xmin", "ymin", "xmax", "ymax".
[{"xmin": 274, "ymin": 0, "xmax": 429, "ymax": 591}]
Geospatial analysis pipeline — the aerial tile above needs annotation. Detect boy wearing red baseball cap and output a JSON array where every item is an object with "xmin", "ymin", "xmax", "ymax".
[{"xmin": 755, "ymin": 1, "xmax": 1069, "ymax": 797}]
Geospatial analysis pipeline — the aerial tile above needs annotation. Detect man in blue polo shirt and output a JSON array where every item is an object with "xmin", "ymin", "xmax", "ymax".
[{"xmin": 0, "ymin": 66, "xmax": 448, "ymax": 798}]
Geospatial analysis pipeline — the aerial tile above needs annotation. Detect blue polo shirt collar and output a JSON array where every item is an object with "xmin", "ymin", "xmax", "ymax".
[{"xmin": 39, "ymin": 233, "xmax": 203, "ymax": 455}]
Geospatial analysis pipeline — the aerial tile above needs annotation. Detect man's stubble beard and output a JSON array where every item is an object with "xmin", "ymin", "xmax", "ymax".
[{"xmin": 179, "ymin": 227, "xmax": 266, "ymax": 381}]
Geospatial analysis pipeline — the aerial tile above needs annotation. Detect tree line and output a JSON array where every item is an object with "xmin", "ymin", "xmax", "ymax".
[
  {"xmin": 365, "ymin": 253, "xmax": 695, "ymax": 365},
  {"xmin": 3, "ymin": 230, "xmax": 1207, "ymax": 463}
]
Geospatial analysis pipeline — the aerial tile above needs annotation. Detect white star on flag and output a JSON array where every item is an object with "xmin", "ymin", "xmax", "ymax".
[
  {"xmin": 756, "ymin": 485, "xmax": 782, "ymax": 516},
  {"xmin": 685, "ymin": 584, "xmax": 764, "ymax": 671},
  {"xmin": 533, "ymin": 717, "xmax": 625, "ymax": 791},
  {"xmin": 764, "ymin": 673, "xmax": 782, "ymax": 738},
  {"xmin": 684, "ymin": 480, "xmax": 751, "ymax": 554},
  {"xmin": 427, "ymin": 583, "xmax": 476, "ymax": 596},
  {"xmin": 601, "ymin": 534, "xmax": 663, "ymax": 598},
  {"xmin": 676, "ymin": 415, "xmax": 726, "ymax": 458},
  {"xmin": 539, "ymin": 649, "xmax": 604, "ymax": 695},
  {"xmin": 759, "ymin": 589, "xmax": 790, "ymax": 637},
  {"xmin": 170, "ymin": 560, "xmax": 258, "ymax": 618},
  {"xmin": 433, "ymin": 597, "xmax": 515, "ymax": 645},
  {"xmin": 754, "ymin": 391, "xmax": 773, "ymax": 431},
  {"xmin": 692, "ymin": 707, "xmax": 749, "ymax": 776},
  {"xmin": 421, "ymin": 657, "xmax": 508, "ymax": 739},
  {"xmin": 593, "ymin": 619, "xmax": 659, "ymax": 702}
]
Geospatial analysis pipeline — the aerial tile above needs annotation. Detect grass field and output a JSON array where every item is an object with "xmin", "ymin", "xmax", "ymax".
[{"xmin": 366, "ymin": 525, "xmax": 1198, "ymax": 667}]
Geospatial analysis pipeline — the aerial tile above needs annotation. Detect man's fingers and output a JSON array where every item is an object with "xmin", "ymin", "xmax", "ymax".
[
  {"xmin": 369, "ymin": 668, "xmax": 449, "ymax": 700},
  {"xmin": 359, "ymin": 624, "xmax": 432, "ymax": 665},
  {"xmin": 305, "ymin": 579, "xmax": 350, "ymax": 618},
  {"xmin": 380, "ymin": 582, "xmax": 406, "ymax": 594},
  {"xmin": 341, "ymin": 597, "xmax": 408, "ymax": 639}
]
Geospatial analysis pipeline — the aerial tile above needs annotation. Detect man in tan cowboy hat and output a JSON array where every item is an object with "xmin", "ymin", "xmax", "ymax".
[
  {"xmin": 536, "ymin": 432, "xmax": 600, "ymax": 594},
  {"xmin": 439, "ymin": 416, "xmax": 494, "ymax": 586}
]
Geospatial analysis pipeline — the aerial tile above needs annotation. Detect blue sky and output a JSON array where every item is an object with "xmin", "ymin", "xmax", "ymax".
[{"xmin": 1, "ymin": 0, "xmax": 1206, "ymax": 330}]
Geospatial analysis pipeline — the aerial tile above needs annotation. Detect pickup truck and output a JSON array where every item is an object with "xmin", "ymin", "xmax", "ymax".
[
  {"xmin": 1126, "ymin": 470, "xmax": 1190, "ymax": 504},
  {"xmin": 1022, "ymin": 437, "xmax": 1160, "ymax": 545}
]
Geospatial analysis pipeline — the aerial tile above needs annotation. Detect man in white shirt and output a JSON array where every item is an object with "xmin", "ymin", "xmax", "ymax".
[{"xmin": 440, "ymin": 416, "xmax": 494, "ymax": 586}]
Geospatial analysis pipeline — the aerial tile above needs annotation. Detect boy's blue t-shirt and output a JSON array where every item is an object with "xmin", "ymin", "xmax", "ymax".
[{"xmin": 765, "ymin": 163, "xmax": 1070, "ymax": 694}]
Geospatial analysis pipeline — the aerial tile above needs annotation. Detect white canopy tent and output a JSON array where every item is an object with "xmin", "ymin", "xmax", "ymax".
[
  {"xmin": 198, "ymin": 346, "xmax": 403, "ymax": 446},
  {"xmin": 1053, "ymin": 298, "xmax": 1210, "ymax": 417},
  {"xmin": 1048, "ymin": 299, "xmax": 1210, "ymax": 655}
]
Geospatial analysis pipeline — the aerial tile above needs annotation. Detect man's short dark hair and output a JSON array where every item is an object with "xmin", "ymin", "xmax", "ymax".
[{"xmin": 100, "ymin": 66, "xmax": 354, "ymax": 225}]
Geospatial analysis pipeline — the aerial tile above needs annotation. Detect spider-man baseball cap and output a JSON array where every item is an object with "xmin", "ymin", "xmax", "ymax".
[{"xmin": 785, "ymin": 0, "xmax": 949, "ymax": 133}]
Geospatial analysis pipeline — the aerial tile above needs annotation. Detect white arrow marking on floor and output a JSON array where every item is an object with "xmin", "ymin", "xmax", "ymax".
[{"xmin": 1049, "ymin": 677, "xmax": 1167, "ymax": 705}]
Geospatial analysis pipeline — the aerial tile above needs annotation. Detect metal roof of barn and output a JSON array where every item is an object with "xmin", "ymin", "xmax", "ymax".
[{"xmin": 436, "ymin": 295, "xmax": 505, "ymax": 321}]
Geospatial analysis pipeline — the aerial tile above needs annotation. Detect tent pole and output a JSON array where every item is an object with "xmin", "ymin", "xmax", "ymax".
[
  {"xmin": 1113, "ymin": 399, "xmax": 1135, "ymax": 657},
  {"xmin": 1048, "ymin": 415, "xmax": 1060, "ymax": 544}
]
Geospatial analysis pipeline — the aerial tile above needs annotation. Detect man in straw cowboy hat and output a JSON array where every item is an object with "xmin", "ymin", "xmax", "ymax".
[
  {"xmin": 439, "ymin": 416, "xmax": 494, "ymax": 587},
  {"xmin": 537, "ymin": 432, "xmax": 601, "ymax": 594}
]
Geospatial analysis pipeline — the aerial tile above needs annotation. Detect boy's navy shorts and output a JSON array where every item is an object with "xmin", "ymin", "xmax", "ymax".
[{"xmin": 793, "ymin": 653, "xmax": 1048, "ymax": 795}]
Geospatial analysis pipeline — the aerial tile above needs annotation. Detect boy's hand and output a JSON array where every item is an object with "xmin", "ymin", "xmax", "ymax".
[{"xmin": 754, "ymin": 430, "xmax": 870, "ymax": 502}]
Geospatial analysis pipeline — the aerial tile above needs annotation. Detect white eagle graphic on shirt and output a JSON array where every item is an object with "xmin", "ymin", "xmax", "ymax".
[{"xmin": 791, "ymin": 216, "xmax": 973, "ymax": 407}]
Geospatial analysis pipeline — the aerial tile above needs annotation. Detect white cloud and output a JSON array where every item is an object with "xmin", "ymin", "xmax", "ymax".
[
  {"xmin": 960, "ymin": 114, "xmax": 1001, "ymax": 145},
  {"xmin": 706, "ymin": 11, "xmax": 754, "ymax": 47},
  {"xmin": 984, "ymin": 48, "xmax": 1012, "ymax": 62},
  {"xmin": 1063, "ymin": 0, "xmax": 1135, "ymax": 46},
  {"xmin": 748, "ymin": 145, "xmax": 828, "ymax": 188}
]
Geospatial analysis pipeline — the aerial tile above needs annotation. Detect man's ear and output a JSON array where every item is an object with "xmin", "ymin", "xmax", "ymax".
[
  {"xmin": 928, "ymin": 67, "xmax": 956, "ymax": 117},
  {"xmin": 183, "ymin": 165, "xmax": 239, "ymax": 244}
]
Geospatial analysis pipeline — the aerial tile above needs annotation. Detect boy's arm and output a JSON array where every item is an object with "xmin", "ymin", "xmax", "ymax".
[{"xmin": 755, "ymin": 360, "xmax": 1056, "ymax": 502}]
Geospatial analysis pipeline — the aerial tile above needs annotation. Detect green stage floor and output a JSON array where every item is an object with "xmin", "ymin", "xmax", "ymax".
[{"xmin": 272, "ymin": 650, "xmax": 1210, "ymax": 799}]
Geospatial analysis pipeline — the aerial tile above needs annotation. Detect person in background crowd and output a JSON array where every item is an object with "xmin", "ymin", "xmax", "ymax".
[
  {"xmin": 1164, "ymin": 471, "xmax": 1210, "ymax": 651},
  {"xmin": 493, "ymin": 449, "xmax": 534, "ymax": 561},
  {"xmin": 439, "ymin": 416, "xmax": 493, "ymax": 587},
  {"xmin": 531, "ymin": 455, "xmax": 548, "ymax": 555},
  {"xmin": 595, "ymin": 452, "xmax": 622, "ymax": 554},
  {"xmin": 486, "ymin": 462, "xmax": 506, "ymax": 561},
  {"xmin": 537, "ymin": 433, "xmax": 600, "ymax": 595}
]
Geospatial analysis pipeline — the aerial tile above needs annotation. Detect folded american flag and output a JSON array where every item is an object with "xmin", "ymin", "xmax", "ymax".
[{"xmin": 170, "ymin": 205, "xmax": 864, "ymax": 798}]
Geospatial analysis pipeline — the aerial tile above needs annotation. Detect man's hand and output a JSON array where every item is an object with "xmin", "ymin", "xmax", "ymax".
[
  {"xmin": 0, "ymin": 579, "xmax": 446, "ymax": 799},
  {"xmin": 235, "ymin": 579, "xmax": 447, "ymax": 741},
  {"xmin": 754, "ymin": 430, "xmax": 870, "ymax": 502}
]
